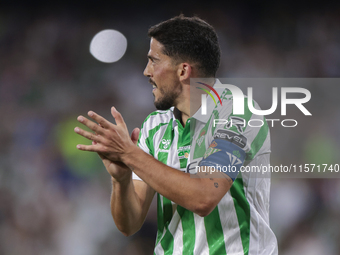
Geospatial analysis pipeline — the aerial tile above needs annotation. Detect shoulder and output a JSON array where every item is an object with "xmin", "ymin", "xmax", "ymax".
[{"xmin": 140, "ymin": 108, "xmax": 174, "ymax": 131}]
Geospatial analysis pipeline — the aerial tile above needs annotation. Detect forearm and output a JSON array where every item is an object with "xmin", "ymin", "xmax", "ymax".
[
  {"xmin": 122, "ymin": 147, "xmax": 225, "ymax": 216},
  {"xmin": 110, "ymin": 175, "xmax": 143, "ymax": 236}
]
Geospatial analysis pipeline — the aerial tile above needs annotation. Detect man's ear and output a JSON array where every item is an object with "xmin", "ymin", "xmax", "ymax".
[{"xmin": 177, "ymin": 63, "xmax": 192, "ymax": 82}]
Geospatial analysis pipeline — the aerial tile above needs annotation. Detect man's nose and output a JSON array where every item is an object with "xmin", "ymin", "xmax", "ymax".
[{"xmin": 143, "ymin": 63, "xmax": 152, "ymax": 77}]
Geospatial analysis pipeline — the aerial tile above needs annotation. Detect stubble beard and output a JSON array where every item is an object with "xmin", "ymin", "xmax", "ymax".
[
  {"xmin": 154, "ymin": 89, "xmax": 177, "ymax": 110},
  {"xmin": 153, "ymin": 86, "xmax": 181, "ymax": 110}
]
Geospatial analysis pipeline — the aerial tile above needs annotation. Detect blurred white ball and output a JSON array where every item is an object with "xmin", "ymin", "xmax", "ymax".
[{"xmin": 90, "ymin": 29, "xmax": 127, "ymax": 63}]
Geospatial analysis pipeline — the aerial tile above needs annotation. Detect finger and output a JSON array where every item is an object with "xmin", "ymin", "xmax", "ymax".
[
  {"xmin": 88, "ymin": 111, "xmax": 112, "ymax": 129},
  {"xmin": 77, "ymin": 115, "xmax": 105, "ymax": 135},
  {"xmin": 111, "ymin": 107, "xmax": 127, "ymax": 128},
  {"xmin": 74, "ymin": 127, "xmax": 105, "ymax": 143},
  {"xmin": 76, "ymin": 143, "xmax": 103, "ymax": 152},
  {"xmin": 131, "ymin": 127, "xmax": 140, "ymax": 145}
]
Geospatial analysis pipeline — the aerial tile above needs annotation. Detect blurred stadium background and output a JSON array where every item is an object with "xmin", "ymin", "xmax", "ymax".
[{"xmin": 0, "ymin": 0, "xmax": 340, "ymax": 254}]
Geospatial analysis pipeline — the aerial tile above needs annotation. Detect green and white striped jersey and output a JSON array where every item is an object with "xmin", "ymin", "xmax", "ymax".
[{"xmin": 133, "ymin": 83, "xmax": 278, "ymax": 255}]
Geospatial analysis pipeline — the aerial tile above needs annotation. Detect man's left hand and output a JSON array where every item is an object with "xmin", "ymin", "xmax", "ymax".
[{"xmin": 74, "ymin": 106, "xmax": 135, "ymax": 162}]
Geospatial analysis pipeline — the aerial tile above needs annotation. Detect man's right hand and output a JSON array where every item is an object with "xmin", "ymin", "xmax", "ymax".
[{"xmin": 97, "ymin": 127, "xmax": 140, "ymax": 182}]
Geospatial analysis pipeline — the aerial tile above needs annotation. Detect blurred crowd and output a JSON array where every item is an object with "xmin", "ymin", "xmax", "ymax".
[{"xmin": 0, "ymin": 2, "xmax": 339, "ymax": 254}]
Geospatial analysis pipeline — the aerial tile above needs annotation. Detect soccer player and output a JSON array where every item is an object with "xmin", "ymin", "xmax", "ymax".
[{"xmin": 75, "ymin": 15, "xmax": 278, "ymax": 255}]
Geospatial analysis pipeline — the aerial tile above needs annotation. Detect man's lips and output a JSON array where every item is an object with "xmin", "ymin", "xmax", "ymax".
[
  {"xmin": 149, "ymin": 78, "xmax": 157, "ymax": 87},
  {"xmin": 149, "ymin": 78, "xmax": 157, "ymax": 91}
]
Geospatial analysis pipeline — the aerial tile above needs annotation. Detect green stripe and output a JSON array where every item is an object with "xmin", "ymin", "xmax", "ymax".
[
  {"xmin": 146, "ymin": 123, "xmax": 168, "ymax": 157},
  {"xmin": 151, "ymin": 117, "xmax": 175, "ymax": 253},
  {"xmin": 193, "ymin": 114, "xmax": 213, "ymax": 158},
  {"xmin": 204, "ymin": 207, "xmax": 227, "ymax": 255},
  {"xmin": 157, "ymin": 119, "xmax": 174, "ymax": 164},
  {"xmin": 137, "ymin": 110, "xmax": 170, "ymax": 149},
  {"xmin": 227, "ymin": 97, "xmax": 253, "ymax": 134},
  {"xmin": 162, "ymin": 197, "xmax": 173, "ymax": 228},
  {"xmin": 161, "ymin": 229, "xmax": 174, "ymax": 255},
  {"xmin": 229, "ymin": 174, "xmax": 250, "ymax": 255},
  {"xmin": 177, "ymin": 206, "xmax": 195, "ymax": 255},
  {"xmin": 176, "ymin": 120, "xmax": 195, "ymax": 253},
  {"xmin": 161, "ymin": 197, "xmax": 174, "ymax": 254},
  {"xmin": 155, "ymin": 196, "xmax": 175, "ymax": 254},
  {"xmin": 141, "ymin": 110, "xmax": 169, "ymax": 128},
  {"xmin": 246, "ymin": 116, "xmax": 269, "ymax": 161},
  {"xmin": 156, "ymin": 193, "xmax": 164, "ymax": 247},
  {"xmin": 177, "ymin": 119, "xmax": 191, "ymax": 169}
]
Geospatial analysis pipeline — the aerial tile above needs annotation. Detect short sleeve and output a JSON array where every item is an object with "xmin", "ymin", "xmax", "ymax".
[{"xmin": 132, "ymin": 120, "xmax": 152, "ymax": 182}]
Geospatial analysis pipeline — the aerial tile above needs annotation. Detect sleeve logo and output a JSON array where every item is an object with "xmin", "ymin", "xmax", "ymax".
[{"xmin": 214, "ymin": 129, "xmax": 247, "ymax": 149}]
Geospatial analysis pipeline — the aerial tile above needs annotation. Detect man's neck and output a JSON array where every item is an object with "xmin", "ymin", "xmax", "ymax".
[
  {"xmin": 174, "ymin": 78, "xmax": 216, "ymax": 127},
  {"xmin": 181, "ymin": 112, "xmax": 190, "ymax": 127},
  {"xmin": 173, "ymin": 108, "xmax": 187, "ymax": 127}
]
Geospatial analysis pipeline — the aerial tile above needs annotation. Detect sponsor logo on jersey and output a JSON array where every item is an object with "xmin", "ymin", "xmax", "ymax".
[
  {"xmin": 178, "ymin": 145, "xmax": 190, "ymax": 159},
  {"xmin": 214, "ymin": 129, "xmax": 247, "ymax": 148},
  {"xmin": 161, "ymin": 139, "xmax": 171, "ymax": 149},
  {"xmin": 196, "ymin": 135, "xmax": 205, "ymax": 146},
  {"xmin": 196, "ymin": 129, "xmax": 207, "ymax": 147}
]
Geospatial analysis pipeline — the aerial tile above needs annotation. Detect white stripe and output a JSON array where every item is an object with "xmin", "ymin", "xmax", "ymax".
[
  {"xmin": 233, "ymin": 99, "xmax": 262, "ymax": 154},
  {"xmin": 134, "ymin": 114, "xmax": 173, "ymax": 181},
  {"xmin": 160, "ymin": 193, "xmax": 164, "ymax": 211},
  {"xmin": 218, "ymin": 193, "xmax": 244, "ymax": 254},
  {"xmin": 253, "ymin": 131, "xmax": 271, "ymax": 158},
  {"xmin": 147, "ymin": 110, "xmax": 171, "ymax": 124},
  {"xmin": 153, "ymin": 124, "xmax": 171, "ymax": 160},
  {"xmin": 138, "ymin": 125, "xmax": 150, "ymax": 155},
  {"xmin": 242, "ymin": 170, "xmax": 260, "ymax": 255},
  {"xmin": 242, "ymin": 155, "xmax": 277, "ymax": 255},
  {"xmin": 169, "ymin": 211, "xmax": 183, "ymax": 255},
  {"xmin": 139, "ymin": 110, "xmax": 171, "ymax": 156},
  {"xmin": 218, "ymin": 97, "xmax": 233, "ymax": 120},
  {"xmin": 154, "ymin": 236, "xmax": 165, "ymax": 255},
  {"xmin": 244, "ymin": 117, "xmax": 263, "ymax": 148},
  {"xmin": 193, "ymin": 214, "xmax": 209, "ymax": 255},
  {"xmin": 132, "ymin": 172, "xmax": 142, "ymax": 181}
]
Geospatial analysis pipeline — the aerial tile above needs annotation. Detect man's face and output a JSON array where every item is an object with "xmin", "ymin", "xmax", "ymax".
[{"xmin": 143, "ymin": 38, "xmax": 182, "ymax": 110}]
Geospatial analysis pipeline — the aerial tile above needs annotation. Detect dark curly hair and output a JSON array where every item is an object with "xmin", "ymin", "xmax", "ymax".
[{"xmin": 148, "ymin": 15, "xmax": 221, "ymax": 77}]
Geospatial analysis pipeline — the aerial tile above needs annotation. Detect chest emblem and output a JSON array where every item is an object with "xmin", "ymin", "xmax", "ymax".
[{"xmin": 161, "ymin": 139, "xmax": 171, "ymax": 149}]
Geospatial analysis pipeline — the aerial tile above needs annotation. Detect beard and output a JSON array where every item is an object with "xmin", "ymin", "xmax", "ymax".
[
  {"xmin": 149, "ymin": 78, "xmax": 182, "ymax": 110},
  {"xmin": 153, "ymin": 87, "xmax": 179, "ymax": 110}
]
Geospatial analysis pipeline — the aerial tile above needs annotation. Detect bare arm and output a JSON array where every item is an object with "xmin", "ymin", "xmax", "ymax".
[
  {"xmin": 110, "ymin": 174, "xmax": 155, "ymax": 236},
  {"xmin": 95, "ymin": 129, "xmax": 155, "ymax": 236}
]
